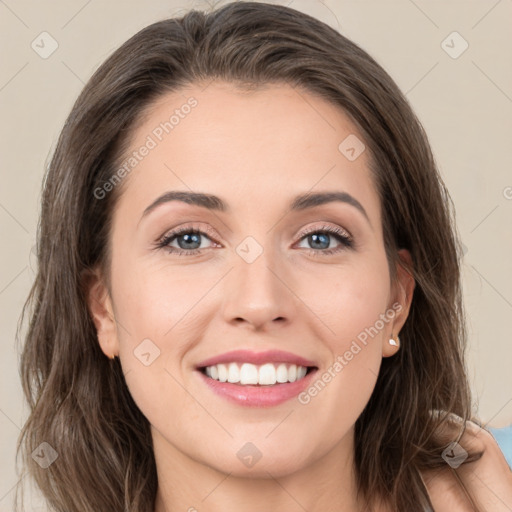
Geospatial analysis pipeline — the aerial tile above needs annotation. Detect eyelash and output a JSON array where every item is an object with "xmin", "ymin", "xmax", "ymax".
[{"xmin": 154, "ymin": 224, "xmax": 354, "ymax": 257}]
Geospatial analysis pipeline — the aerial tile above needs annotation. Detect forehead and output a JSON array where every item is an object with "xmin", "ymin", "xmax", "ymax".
[{"xmin": 114, "ymin": 80, "xmax": 380, "ymax": 227}]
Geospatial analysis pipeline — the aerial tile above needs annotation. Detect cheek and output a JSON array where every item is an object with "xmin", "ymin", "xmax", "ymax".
[
  {"xmin": 297, "ymin": 280, "xmax": 386, "ymax": 443},
  {"xmin": 108, "ymin": 261, "xmax": 188, "ymax": 403},
  {"xmin": 112, "ymin": 257, "xmax": 204, "ymax": 343},
  {"xmin": 298, "ymin": 257, "xmax": 390, "ymax": 400},
  {"xmin": 112, "ymin": 276, "xmax": 194, "ymax": 440},
  {"xmin": 298, "ymin": 255, "xmax": 391, "ymax": 345}
]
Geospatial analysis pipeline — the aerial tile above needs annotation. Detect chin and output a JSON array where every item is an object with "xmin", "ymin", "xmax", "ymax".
[
  {"xmin": 212, "ymin": 456, "xmax": 307, "ymax": 479},
  {"xmin": 201, "ymin": 441, "xmax": 312, "ymax": 478}
]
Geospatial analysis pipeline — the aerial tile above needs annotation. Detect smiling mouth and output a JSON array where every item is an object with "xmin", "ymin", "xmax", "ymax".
[{"xmin": 198, "ymin": 362, "xmax": 318, "ymax": 386}]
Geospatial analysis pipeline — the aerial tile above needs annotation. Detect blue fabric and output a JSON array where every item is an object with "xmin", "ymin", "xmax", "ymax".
[{"xmin": 489, "ymin": 425, "xmax": 512, "ymax": 469}]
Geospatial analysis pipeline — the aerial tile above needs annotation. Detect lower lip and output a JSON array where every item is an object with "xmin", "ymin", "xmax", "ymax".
[{"xmin": 196, "ymin": 368, "xmax": 318, "ymax": 407}]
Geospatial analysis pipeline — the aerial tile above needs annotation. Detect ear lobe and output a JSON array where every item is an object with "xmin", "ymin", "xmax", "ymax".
[{"xmin": 81, "ymin": 267, "xmax": 119, "ymax": 359}]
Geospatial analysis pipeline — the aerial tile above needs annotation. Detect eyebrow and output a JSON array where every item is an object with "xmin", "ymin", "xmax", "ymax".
[{"xmin": 140, "ymin": 190, "xmax": 371, "ymax": 227}]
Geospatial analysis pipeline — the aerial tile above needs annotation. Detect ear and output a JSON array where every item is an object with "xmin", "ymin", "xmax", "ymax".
[
  {"xmin": 81, "ymin": 267, "xmax": 119, "ymax": 359},
  {"xmin": 382, "ymin": 248, "xmax": 415, "ymax": 357}
]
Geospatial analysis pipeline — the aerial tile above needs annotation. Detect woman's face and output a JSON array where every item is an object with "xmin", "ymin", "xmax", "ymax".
[{"xmin": 88, "ymin": 80, "xmax": 413, "ymax": 478}]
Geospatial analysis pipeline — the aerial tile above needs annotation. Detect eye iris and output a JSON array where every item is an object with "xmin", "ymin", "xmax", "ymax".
[
  {"xmin": 177, "ymin": 232, "xmax": 201, "ymax": 250},
  {"xmin": 309, "ymin": 233, "xmax": 330, "ymax": 250}
]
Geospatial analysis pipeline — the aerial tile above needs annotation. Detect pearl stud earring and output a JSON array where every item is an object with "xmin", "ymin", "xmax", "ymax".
[{"xmin": 389, "ymin": 334, "xmax": 400, "ymax": 347}]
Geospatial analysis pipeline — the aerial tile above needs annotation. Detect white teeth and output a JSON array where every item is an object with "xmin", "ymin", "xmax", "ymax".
[
  {"xmin": 258, "ymin": 363, "xmax": 276, "ymax": 385},
  {"xmin": 203, "ymin": 362, "xmax": 310, "ymax": 385},
  {"xmin": 217, "ymin": 364, "xmax": 228, "ymax": 382},
  {"xmin": 240, "ymin": 363, "xmax": 259, "ymax": 385},
  {"xmin": 276, "ymin": 363, "xmax": 288, "ymax": 383},
  {"xmin": 227, "ymin": 362, "xmax": 240, "ymax": 383}
]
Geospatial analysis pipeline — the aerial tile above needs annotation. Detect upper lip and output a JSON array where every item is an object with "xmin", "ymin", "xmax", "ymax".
[{"xmin": 196, "ymin": 349, "xmax": 317, "ymax": 369}]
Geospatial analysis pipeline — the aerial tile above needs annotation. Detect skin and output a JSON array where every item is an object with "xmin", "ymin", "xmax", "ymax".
[{"xmin": 86, "ymin": 81, "xmax": 511, "ymax": 511}]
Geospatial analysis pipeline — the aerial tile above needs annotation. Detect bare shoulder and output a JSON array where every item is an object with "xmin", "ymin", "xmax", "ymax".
[{"xmin": 421, "ymin": 419, "xmax": 512, "ymax": 511}]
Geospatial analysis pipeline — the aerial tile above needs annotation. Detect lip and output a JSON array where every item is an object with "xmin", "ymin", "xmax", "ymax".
[
  {"xmin": 196, "ymin": 367, "xmax": 319, "ymax": 407},
  {"xmin": 195, "ymin": 349, "xmax": 317, "ymax": 369}
]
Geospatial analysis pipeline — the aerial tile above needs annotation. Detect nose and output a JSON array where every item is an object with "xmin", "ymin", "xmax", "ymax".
[{"xmin": 221, "ymin": 246, "xmax": 295, "ymax": 331}]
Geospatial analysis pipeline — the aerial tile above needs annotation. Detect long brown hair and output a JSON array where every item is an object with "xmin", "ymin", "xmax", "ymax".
[{"xmin": 16, "ymin": 2, "xmax": 483, "ymax": 510}]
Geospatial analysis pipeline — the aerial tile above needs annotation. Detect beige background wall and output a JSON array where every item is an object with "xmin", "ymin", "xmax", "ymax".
[{"xmin": 1, "ymin": 0, "xmax": 511, "ymax": 509}]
